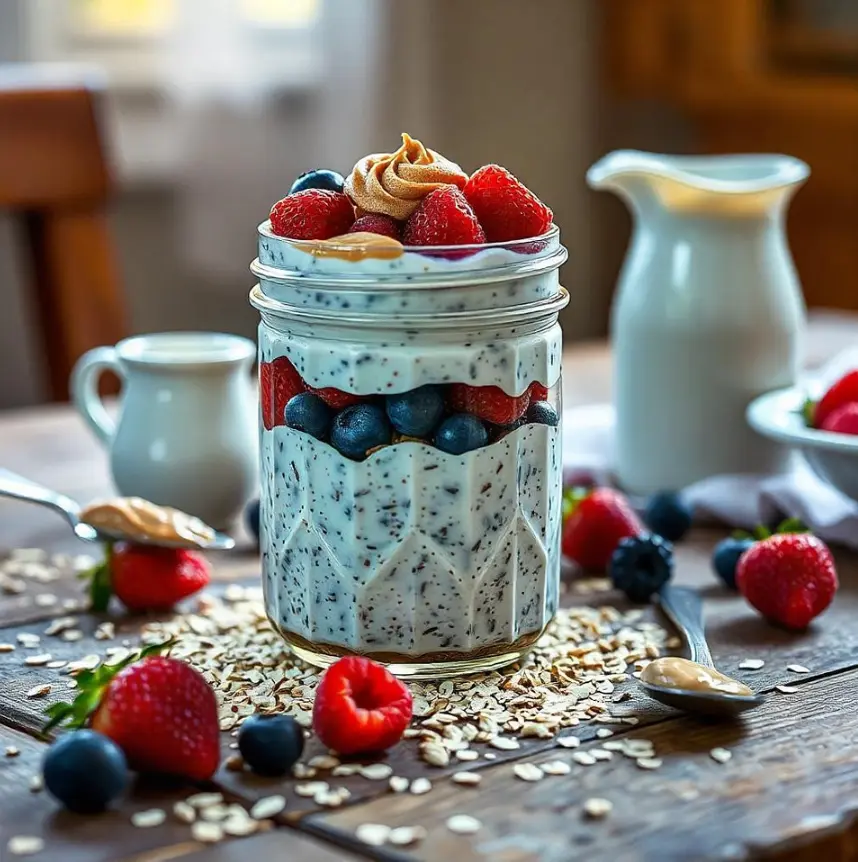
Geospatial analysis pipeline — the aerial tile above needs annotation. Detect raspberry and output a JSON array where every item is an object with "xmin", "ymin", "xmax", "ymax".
[
  {"xmin": 448, "ymin": 383, "xmax": 530, "ymax": 425},
  {"xmin": 736, "ymin": 533, "xmax": 838, "ymax": 630},
  {"xmin": 820, "ymin": 401, "xmax": 858, "ymax": 435},
  {"xmin": 269, "ymin": 190, "xmax": 355, "ymax": 240},
  {"xmin": 402, "ymin": 187, "xmax": 485, "ymax": 247},
  {"xmin": 259, "ymin": 357, "xmax": 305, "ymax": 430},
  {"xmin": 307, "ymin": 387, "xmax": 363, "ymax": 410},
  {"xmin": 312, "ymin": 656, "xmax": 412, "ymax": 755},
  {"xmin": 464, "ymin": 164, "xmax": 553, "ymax": 242},
  {"xmin": 348, "ymin": 214, "xmax": 402, "ymax": 240},
  {"xmin": 813, "ymin": 369, "xmax": 858, "ymax": 428}
]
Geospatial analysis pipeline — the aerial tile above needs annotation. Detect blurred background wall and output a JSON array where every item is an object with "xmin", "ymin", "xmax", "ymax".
[{"xmin": 1, "ymin": 0, "xmax": 856, "ymax": 407}]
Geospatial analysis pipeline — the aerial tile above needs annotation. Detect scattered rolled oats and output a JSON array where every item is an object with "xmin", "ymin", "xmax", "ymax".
[
  {"xmin": 5, "ymin": 746, "xmax": 20, "ymax": 757},
  {"xmin": 223, "ymin": 815, "xmax": 258, "ymax": 837},
  {"xmin": 0, "ymin": 643, "xmax": 15, "ymax": 652},
  {"xmin": 540, "ymin": 760, "xmax": 572, "ymax": 776},
  {"xmin": 356, "ymin": 824, "xmax": 391, "ymax": 847},
  {"xmin": 132, "ymin": 809, "xmax": 166, "ymax": 828},
  {"xmin": 24, "ymin": 654, "xmax": 51, "ymax": 666},
  {"xmin": 571, "ymin": 751, "xmax": 596, "ymax": 766},
  {"xmin": 389, "ymin": 776, "xmax": 410, "ymax": 793},
  {"xmin": 738, "ymin": 659, "xmax": 765, "ymax": 670},
  {"xmin": 452, "ymin": 771, "xmax": 482, "ymax": 786},
  {"xmin": 173, "ymin": 801, "xmax": 196, "ymax": 823},
  {"xmin": 409, "ymin": 777, "xmax": 432, "ymax": 795},
  {"xmin": 250, "ymin": 795, "xmax": 286, "ymax": 820},
  {"xmin": 583, "ymin": 797, "xmax": 612, "ymax": 819},
  {"xmin": 29, "ymin": 775, "xmax": 43, "ymax": 792},
  {"xmin": 360, "ymin": 763, "xmax": 393, "ymax": 780},
  {"xmin": 513, "ymin": 763, "xmax": 544, "ymax": 782},
  {"xmin": 295, "ymin": 781, "xmax": 329, "ymax": 798},
  {"xmin": 710, "ymin": 747, "xmax": 732, "ymax": 764},
  {"xmin": 787, "ymin": 664, "xmax": 810, "ymax": 674},
  {"xmin": 191, "ymin": 821, "xmax": 224, "ymax": 843},
  {"xmin": 447, "ymin": 815, "xmax": 482, "ymax": 835},
  {"xmin": 308, "ymin": 754, "xmax": 340, "ymax": 770},
  {"xmin": 557, "ymin": 736, "xmax": 580, "ymax": 748},
  {"xmin": 489, "ymin": 736, "xmax": 520, "ymax": 751},
  {"xmin": 596, "ymin": 728, "xmax": 614, "ymax": 738},
  {"xmin": 776, "ymin": 684, "xmax": 799, "ymax": 694},
  {"xmin": 636, "ymin": 757, "xmax": 662, "ymax": 770},
  {"xmin": 7, "ymin": 836, "xmax": 45, "ymax": 856},
  {"xmin": 389, "ymin": 825, "xmax": 427, "ymax": 847},
  {"xmin": 25, "ymin": 684, "xmax": 51, "ymax": 699},
  {"xmin": 186, "ymin": 792, "xmax": 224, "ymax": 809}
]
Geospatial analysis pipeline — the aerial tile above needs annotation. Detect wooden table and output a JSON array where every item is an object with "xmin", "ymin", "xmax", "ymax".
[{"xmin": 2, "ymin": 314, "xmax": 858, "ymax": 862}]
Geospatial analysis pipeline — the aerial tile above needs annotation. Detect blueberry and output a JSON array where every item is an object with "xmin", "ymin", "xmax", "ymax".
[
  {"xmin": 238, "ymin": 714, "xmax": 305, "ymax": 777},
  {"xmin": 330, "ymin": 403, "xmax": 392, "ymax": 459},
  {"xmin": 526, "ymin": 401, "xmax": 559, "ymax": 427},
  {"xmin": 289, "ymin": 169, "xmax": 345, "ymax": 195},
  {"xmin": 435, "ymin": 414, "xmax": 489, "ymax": 455},
  {"xmin": 285, "ymin": 392, "xmax": 332, "ymax": 440},
  {"xmin": 245, "ymin": 498, "xmax": 260, "ymax": 544},
  {"xmin": 712, "ymin": 536, "xmax": 755, "ymax": 590},
  {"xmin": 644, "ymin": 491, "xmax": 693, "ymax": 542},
  {"xmin": 610, "ymin": 534, "xmax": 674, "ymax": 603},
  {"xmin": 386, "ymin": 385, "xmax": 445, "ymax": 437},
  {"xmin": 43, "ymin": 729, "xmax": 128, "ymax": 813}
]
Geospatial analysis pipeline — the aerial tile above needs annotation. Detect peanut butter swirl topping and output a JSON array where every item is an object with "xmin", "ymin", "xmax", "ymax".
[
  {"xmin": 641, "ymin": 657, "xmax": 754, "ymax": 697},
  {"xmin": 80, "ymin": 497, "xmax": 217, "ymax": 549},
  {"xmin": 344, "ymin": 133, "xmax": 468, "ymax": 220}
]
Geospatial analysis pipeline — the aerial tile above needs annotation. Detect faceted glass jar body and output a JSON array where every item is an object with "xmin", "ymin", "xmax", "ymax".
[{"xmin": 250, "ymin": 225, "xmax": 568, "ymax": 678}]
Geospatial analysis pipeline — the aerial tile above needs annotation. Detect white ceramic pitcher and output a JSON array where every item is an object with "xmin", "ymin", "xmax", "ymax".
[
  {"xmin": 587, "ymin": 151, "xmax": 809, "ymax": 494},
  {"xmin": 71, "ymin": 332, "xmax": 258, "ymax": 527}
]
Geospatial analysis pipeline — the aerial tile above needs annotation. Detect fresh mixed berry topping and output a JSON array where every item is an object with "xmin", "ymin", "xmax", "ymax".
[
  {"xmin": 330, "ymin": 403, "xmax": 392, "ymax": 460},
  {"xmin": 82, "ymin": 543, "xmax": 210, "ymax": 613},
  {"xmin": 270, "ymin": 189, "xmax": 355, "ymax": 240},
  {"xmin": 289, "ymin": 168, "xmax": 346, "ymax": 196},
  {"xmin": 44, "ymin": 643, "xmax": 221, "ymax": 781},
  {"xmin": 259, "ymin": 356, "xmax": 305, "ymax": 431},
  {"xmin": 528, "ymin": 382, "xmax": 550, "ymax": 402},
  {"xmin": 643, "ymin": 491, "xmax": 693, "ymax": 542},
  {"xmin": 448, "ymin": 383, "xmax": 531, "ymax": 426},
  {"xmin": 386, "ymin": 385, "xmax": 445, "ymax": 437},
  {"xmin": 42, "ymin": 730, "xmax": 129, "ymax": 814},
  {"xmin": 736, "ymin": 533, "xmax": 838, "ymax": 629},
  {"xmin": 610, "ymin": 534, "xmax": 674, "ymax": 602},
  {"xmin": 562, "ymin": 487, "xmax": 643, "ymax": 572},
  {"xmin": 808, "ymin": 369, "xmax": 858, "ymax": 429},
  {"xmin": 464, "ymin": 164, "xmax": 553, "ymax": 242},
  {"xmin": 285, "ymin": 392, "xmax": 333, "ymax": 441},
  {"xmin": 244, "ymin": 498, "xmax": 260, "ymax": 545},
  {"xmin": 348, "ymin": 213, "xmax": 402, "ymax": 240},
  {"xmin": 435, "ymin": 413, "xmax": 489, "ymax": 455},
  {"xmin": 238, "ymin": 714, "xmax": 305, "ymax": 777},
  {"xmin": 526, "ymin": 401, "xmax": 559, "ymax": 427},
  {"xmin": 402, "ymin": 187, "xmax": 486, "ymax": 247},
  {"xmin": 312, "ymin": 656, "xmax": 412, "ymax": 755},
  {"xmin": 712, "ymin": 536, "xmax": 755, "ymax": 590},
  {"xmin": 307, "ymin": 386, "xmax": 363, "ymax": 410},
  {"xmin": 820, "ymin": 401, "xmax": 858, "ymax": 434}
]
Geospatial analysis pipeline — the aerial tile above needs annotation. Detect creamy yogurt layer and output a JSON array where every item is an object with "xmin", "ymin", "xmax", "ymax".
[{"xmin": 261, "ymin": 423, "xmax": 561, "ymax": 657}]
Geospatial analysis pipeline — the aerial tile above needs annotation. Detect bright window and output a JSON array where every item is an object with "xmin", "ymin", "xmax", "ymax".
[{"xmin": 71, "ymin": 0, "xmax": 174, "ymax": 36}]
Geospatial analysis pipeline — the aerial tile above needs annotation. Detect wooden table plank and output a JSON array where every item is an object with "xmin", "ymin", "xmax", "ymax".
[{"xmin": 310, "ymin": 667, "xmax": 858, "ymax": 862}]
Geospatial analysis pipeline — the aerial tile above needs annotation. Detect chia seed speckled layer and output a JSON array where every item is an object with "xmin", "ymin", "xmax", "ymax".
[{"xmin": 261, "ymin": 423, "xmax": 561, "ymax": 656}]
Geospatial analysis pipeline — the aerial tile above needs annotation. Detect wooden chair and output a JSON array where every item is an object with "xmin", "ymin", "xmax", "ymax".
[{"xmin": 0, "ymin": 65, "xmax": 126, "ymax": 401}]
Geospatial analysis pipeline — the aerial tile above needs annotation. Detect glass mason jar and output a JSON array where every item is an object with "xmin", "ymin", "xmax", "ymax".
[{"xmin": 250, "ymin": 224, "xmax": 568, "ymax": 678}]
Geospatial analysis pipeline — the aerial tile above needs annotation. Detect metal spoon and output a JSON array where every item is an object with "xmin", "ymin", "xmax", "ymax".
[
  {"xmin": 0, "ymin": 469, "xmax": 235, "ymax": 551},
  {"xmin": 640, "ymin": 584, "xmax": 764, "ymax": 717}
]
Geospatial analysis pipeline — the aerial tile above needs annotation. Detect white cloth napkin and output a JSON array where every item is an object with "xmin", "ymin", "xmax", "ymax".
[{"xmin": 561, "ymin": 349, "xmax": 858, "ymax": 549}]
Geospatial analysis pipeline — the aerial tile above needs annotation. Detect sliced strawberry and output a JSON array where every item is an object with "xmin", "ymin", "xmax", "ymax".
[
  {"xmin": 561, "ymin": 487, "xmax": 643, "ymax": 572},
  {"xmin": 307, "ymin": 386, "xmax": 362, "ymax": 410},
  {"xmin": 813, "ymin": 369, "xmax": 858, "ymax": 428},
  {"xmin": 448, "ymin": 383, "xmax": 530, "ymax": 425},
  {"xmin": 312, "ymin": 656, "xmax": 412, "ymax": 755},
  {"xmin": 260, "ymin": 357, "xmax": 305, "ymax": 430},
  {"xmin": 44, "ymin": 644, "xmax": 220, "ymax": 781},
  {"xmin": 528, "ymin": 381, "xmax": 549, "ymax": 402}
]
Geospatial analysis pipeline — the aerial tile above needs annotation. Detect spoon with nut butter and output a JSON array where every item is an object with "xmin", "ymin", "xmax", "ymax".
[
  {"xmin": 640, "ymin": 584, "xmax": 764, "ymax": 717},
  {"xmin": 0, "ymin": 469, "xmax": 234, "ymax": 551}
]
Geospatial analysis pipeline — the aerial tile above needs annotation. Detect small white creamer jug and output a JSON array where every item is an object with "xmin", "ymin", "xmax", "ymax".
[
  {"xmin": 72, "ymin": 332, "xmax": 258, "ymax": 528},
  {"xmin": 587, "ymin": 151, "xmax": 809, "ymax": 494}
]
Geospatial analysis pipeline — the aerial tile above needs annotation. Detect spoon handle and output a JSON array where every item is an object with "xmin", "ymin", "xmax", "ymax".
[
  {"xmin": 0, "ymin": 468, "xmax": 84, "ymax": 530},
  {"xmin": 657, "ymin": 584, "xmax": 715, "ymax": 669}
]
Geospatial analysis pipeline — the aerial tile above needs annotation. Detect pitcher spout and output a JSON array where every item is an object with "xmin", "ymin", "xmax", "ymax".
[{"xmin": 587, "ymin": 150, "xmax": 809, "ymax": 217}]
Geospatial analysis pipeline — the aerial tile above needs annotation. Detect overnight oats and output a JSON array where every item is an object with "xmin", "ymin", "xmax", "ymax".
[{"xmin": 250, "ymin": 134, "xmax": 568, "ymax": 677}]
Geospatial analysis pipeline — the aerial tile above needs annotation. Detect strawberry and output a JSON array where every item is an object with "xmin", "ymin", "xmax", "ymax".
[
  {"xmin": 820, "ymin": 401, "xmax": 858, "ymax": 435},
  {"xmin": 561, "ymin": 487, "xmax": 643, "ymax": 572},
  {"xmin": 811, "ymin": 369, "xmax": 858, "ymax": 428},
  {"xmin": 529, "ymin": 381, "xmax": 549, "ymax": 402},
  {"xmin": 736, "ymin": 533, "xmax": 838, "ymax": 629},
  {"xmin": 270, "ymin": 190, "xmax": 355, "ymax": 240},
  {"xmin": 44, "ymin": 643, "xmax": 220, "ymax": 781},
  {"xmin": 260, "ymin": 356, "xmax": 305, "ymax": 430},
  {"xmin": 463, "ymin": 164, "xmax": 553, "ymax": 242},
  {"xmin": 348, "ymin": 214, "xmax": 402, "ymax": 240},
  {"xmin": 448, "ymin": 383, "xmax": 531, "ymax": 425},
  {"xmin": 82, "ymin": 543, "xmax": 210, "ymax": 614},
  {"xmin": 307, "ymin": 386, "xmax": 363, "ymax": 410},
  {"xmin": 312, "ymin": 656, "xmax": 412, "ymax": 755},
  {"xmin": 402, "ymin": 187, "xmax": 485, "ymax": 247}
]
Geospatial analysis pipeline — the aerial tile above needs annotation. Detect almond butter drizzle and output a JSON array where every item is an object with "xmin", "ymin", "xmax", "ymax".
[
  {"xmin": 641, "ymin": 656, "xmax": 753, "ymax": 697},
  {"xmin": 79, "ymin": 497, "xmax": 217, "ymax": 548},
  {"xmin": 293, "ymin": 232, "xmax": 404, "ymax": 261}
]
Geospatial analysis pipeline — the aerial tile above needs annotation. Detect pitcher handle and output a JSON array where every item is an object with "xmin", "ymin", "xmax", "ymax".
[{"xmin": 70, "ymin": 346, "xmax": 122, "ymax": 445}]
